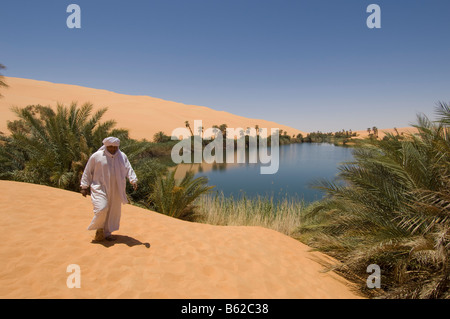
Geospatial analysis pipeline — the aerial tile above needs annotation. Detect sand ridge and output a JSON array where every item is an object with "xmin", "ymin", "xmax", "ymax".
[
  {"xmin": 0, "ymin": 180, "xmax": 362, "ymax": 298},
  {"xmin": 353, "ymin": 127, "xmax": 418, "ymax": 139},
  {"xmin": 0, "ymin": 77, "xmax": 307, "ymax": 141}
]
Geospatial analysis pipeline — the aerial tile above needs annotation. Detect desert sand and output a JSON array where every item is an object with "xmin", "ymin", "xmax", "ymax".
[
  {"xmin": 353, "ymin": 127, "xmax": 418, "ymax": 139},
  {"xmin": 0, "ymin": 77, "xmax": 307, "ymax": 140},
  {"xmin": 0, "ymin": 77, "xmax": 417, "ymax": 141},
  {"xmin": 0, "ymin": 180, "xmax": 362, "ymax": 299}
]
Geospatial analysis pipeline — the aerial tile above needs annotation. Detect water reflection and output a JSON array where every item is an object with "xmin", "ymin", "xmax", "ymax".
[{"xmin": 173, "ymin": 143, "xmax": 354, "ymax": 203}]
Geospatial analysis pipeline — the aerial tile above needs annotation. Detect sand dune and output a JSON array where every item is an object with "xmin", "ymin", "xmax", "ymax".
[
  {"xmin": 353, "ymin": 127, "xmax": 418, "ymax": 139},
  {"xmin": 0, "ymin": 77, "xmax": 306, "ymax": 140},
  {"xmin": 0, "ymin": 77, "xmax": 417, "ymax": 141},
  {"xmin": 0, "ymin": 180, "xmax": 361, "ymax": 299}
]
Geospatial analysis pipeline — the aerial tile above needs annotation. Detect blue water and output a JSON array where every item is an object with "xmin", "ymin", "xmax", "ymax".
[{"xmin": 191, "ymin": 143, "xmax": 354, "ymax": 203}]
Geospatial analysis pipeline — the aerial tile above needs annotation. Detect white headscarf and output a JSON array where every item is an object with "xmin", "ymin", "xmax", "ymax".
[
  {"xmin": 102, "ymin": 137, "xmax": 120, "ymax": 147},
  {"xmin": 98, "ymin": 137, "xmax": 120, "ymax": 152}
]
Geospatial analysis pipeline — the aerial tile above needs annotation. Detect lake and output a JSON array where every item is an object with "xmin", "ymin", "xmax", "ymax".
[{"xmin": 175, "ymin": 143, "xmax": 354, "ymax": 203}]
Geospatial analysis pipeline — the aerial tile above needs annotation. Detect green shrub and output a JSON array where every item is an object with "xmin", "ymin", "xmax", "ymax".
[
  {"xmin": 298, "ymin": 102, "xmax": 450, "ymax": 299},
  {"xmin": 148, "ymin": 168, "xmax": 214, "ymax": 221}
]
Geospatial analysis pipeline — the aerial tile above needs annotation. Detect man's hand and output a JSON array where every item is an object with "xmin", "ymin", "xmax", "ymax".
[
  {"xmin": 81, "ymin": 188, "xmax": 89, "ymax": 197},
  {"xmin": 132, "ymin": 182, "xmax": 138, "ymax": 191}
]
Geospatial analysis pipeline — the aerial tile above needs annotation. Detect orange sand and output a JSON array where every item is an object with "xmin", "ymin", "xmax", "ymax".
[
  {"xmin": 0, "ymin": 77, "xmax": 307, "ymax": 140},
  {"xmin": 353, "ymin": 127, "xmax": 418, "ymax": 139},
  {"xmin": 0, "ymin": 180, "xmax": 362, "ymax": 299}
]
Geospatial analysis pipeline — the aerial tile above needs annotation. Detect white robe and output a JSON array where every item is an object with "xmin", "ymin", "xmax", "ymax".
[{"xmin": 80, "ymin": 148, "xmax": 137, "ymax": 235}]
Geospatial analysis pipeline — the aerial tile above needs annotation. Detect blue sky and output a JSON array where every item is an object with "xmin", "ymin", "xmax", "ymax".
[{"xmin": 1, "ymin": 0, "xmax": 449, "ymax": 132}]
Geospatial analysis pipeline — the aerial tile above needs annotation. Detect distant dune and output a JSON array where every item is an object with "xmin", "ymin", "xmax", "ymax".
[
  {"xmin": 353, "ymin": 127, "xmax": 418, "ymax": 139},
  {"xmin": 0, "ymin": 77, "xmax": 418, "ymax": 142},
  {"xmin": 0, "ymin": 180, "xmax": 362, "ymax": 298},
  {"xmin": 0, "ymin": 77, "xmax": 307, "ymax": 140}
]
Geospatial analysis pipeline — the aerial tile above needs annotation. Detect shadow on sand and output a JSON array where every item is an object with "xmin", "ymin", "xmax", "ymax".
[{"xmin": 91, "ymin": 234, "xmax": 151, "ymax": 248}]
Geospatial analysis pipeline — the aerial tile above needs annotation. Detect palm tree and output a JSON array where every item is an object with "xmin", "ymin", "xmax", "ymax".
[
  {"xmin": 197, "ymin": 125, "xmax": 203, "ymax": 139},
  {"xmin": 435, "ymin": 101, "xmax": 450, "ymax": 126},
  {"xmin": 372, "ymin": 126, "xmax": 378, "ymax": 138},
  {"xmin": 212, "ymin": 125, "xmax": 220, "ymax": 139},
  {"xmin": 3, "ymin": 102, "xmax": 117, "ymax": 189},
  {"xmin": 219, "ymin": 124, "xmax": 228, "ymax": 139},
  {"xmin": 185, "ymin": 120, "xmax": 194, "ymax": 136},
  {"xmin": 153, "ymin": 131, "xmax": 169, "ymax": 143},
  {"xmin": 0, "ymin": 63, "xmax": 8, "ymax": 98},
  {"xmin": 301, "ymin": 103, "xmax": 450, "ymax": 298},
  {"xmin": 148, "ymin": 168, "xmax": 214, "ymax": 221}
]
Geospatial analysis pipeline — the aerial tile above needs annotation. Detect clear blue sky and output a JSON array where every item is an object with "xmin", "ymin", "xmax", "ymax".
[{"xmin": 1, "ymin": 0, "xmax": 449, "ymax": 132}]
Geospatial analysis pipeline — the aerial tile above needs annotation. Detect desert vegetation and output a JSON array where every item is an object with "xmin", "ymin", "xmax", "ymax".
[{"xmin": 1, "ymin": 98, "xmax": 448, "ymax": 298}]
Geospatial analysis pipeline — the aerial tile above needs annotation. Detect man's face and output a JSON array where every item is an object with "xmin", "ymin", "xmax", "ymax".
[{"xmin": 106, "ymin": 145, "xmax": 118, "ymax": 155}]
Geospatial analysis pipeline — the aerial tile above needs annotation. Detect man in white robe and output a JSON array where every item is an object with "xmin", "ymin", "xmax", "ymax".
[{"xmin": 80, "ymin": 137, "xmax": 138, "ymax": 241}]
